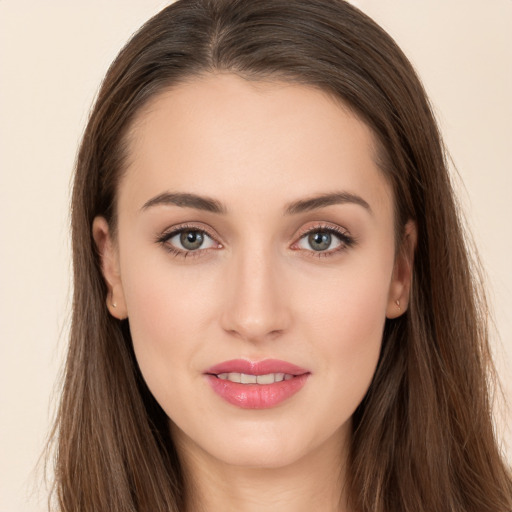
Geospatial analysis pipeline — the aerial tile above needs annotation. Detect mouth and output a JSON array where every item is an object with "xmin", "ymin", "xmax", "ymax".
[
  {"xmin": 204, "ymin": 359, "xmax": 310, "ymax": 409},
  {"xmin": 214, "ymin": 372, "xmax": 295, "ymax": 384}
]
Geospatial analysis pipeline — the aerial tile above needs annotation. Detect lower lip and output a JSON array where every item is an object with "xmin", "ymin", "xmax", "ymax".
[{"xmin": 205, "ymin": 374, "xmax": 310, "ymax": 409}]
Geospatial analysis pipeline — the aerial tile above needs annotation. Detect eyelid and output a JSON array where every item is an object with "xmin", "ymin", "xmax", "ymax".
[
  {"xmin": 291, "ymin": 222, "xmax": 355, "ymax": 257},
  {"xmin": 156, "ymin": 222, "xmax": 223, "ymax": 257},
  {"xmin": 156, "ymin": 221, "xmax": 355, "ymax": 259},
  {"xmin": 294, "ymin": 222, "xmax": 350, "ymax": 240}
]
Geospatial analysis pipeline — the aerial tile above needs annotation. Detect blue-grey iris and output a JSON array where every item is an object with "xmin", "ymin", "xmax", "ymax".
[
  {"xmin": 308, "ymin": 232, "xmax": 331, "ymax": 251},
  {"xmin": 180, "ymin": 230, "xmax": 204, "ymax": 250}
]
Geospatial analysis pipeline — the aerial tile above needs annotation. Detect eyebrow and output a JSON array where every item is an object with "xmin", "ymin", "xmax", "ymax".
[
  {"xmin": 141, "ymin": 192, "xmax": 226, "ymax": 214},
  {"xmin": 284, "ymin": 192, "xmax": 372, "ymax": 216},
  {"xmin": 140, "ymin": 191, "xmax": 372, "ymax": 216}
]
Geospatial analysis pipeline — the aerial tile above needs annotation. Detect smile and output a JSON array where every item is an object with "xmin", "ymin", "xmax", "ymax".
[
  {"xmin": 216, "ymin": 372, "xmax": 294, "ymax": 384},
  {"xmin": 205, "ymin": 359, "xmax": 310, "ymax": 409}
]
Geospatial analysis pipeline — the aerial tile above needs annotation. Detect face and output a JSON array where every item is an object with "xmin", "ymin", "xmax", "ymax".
[{"xmin": 94, "ymin": 74, "xmax": 414, "ymax": 470}]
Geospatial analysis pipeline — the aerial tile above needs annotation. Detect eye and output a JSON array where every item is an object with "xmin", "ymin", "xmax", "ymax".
[
  {"xmin": 299, "ymin": 231, "xmax": 341, "ymax": 252},
  {"xmin": 157, "ymin": 225, "xmax": 219, "ymax": 256},
  {"xmin": 171, "ymin": 229, "xmax": 215, "ymax": 251},
  {"xmin": 294, "ymin": 225, "xmax": 355, "ymax": 256}
]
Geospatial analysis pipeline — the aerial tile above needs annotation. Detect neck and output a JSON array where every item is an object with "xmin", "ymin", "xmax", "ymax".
[{"xmin": 173, "ymin": 424, "xmax": 353, "ymax": 512}]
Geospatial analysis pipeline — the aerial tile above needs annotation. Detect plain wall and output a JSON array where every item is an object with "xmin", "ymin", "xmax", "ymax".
[{"xmin": 0, "ymin": 1, "xmax": 510, "ymax": 511}]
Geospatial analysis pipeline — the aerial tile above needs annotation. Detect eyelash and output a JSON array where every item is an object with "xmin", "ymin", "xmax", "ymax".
[
  {"xmin": 156, "ymin": 223, "xmax": 356, "ymax": 260},
  {"xmin": 294, "ymin": 224, "xmax": 356, "ymax": 258},
  {"xmin": 156, "ymin": 223, "xmax": 220, "ymax": 259}
]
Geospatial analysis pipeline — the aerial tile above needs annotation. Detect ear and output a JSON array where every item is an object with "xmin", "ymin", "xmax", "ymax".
[
  {"xmin": 386, "ymin": 220, "xmax": 417, "ymax": 319},
  {"xmin": 92, "ymin": 216, "xmax": 128, "ymax": 319}
]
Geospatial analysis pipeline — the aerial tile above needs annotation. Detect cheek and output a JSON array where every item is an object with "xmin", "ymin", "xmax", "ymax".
[
  {"xmin": 120, "ymin": 231, "xmax": 216, "ymax": 341},
  {"xmin": 296, "ymin": 259, "xmax": 392, "ymax": 411},
  {"xmin": 127, "ymin": 272, "xmax": 210, "ymax": 344},
  {"xmin": 299, "ymin": 251, "xmax": 391, "ymax": 347},
  {"xmin": 119, "ymin": 252, "xmax": 217, "ymax": 408}
]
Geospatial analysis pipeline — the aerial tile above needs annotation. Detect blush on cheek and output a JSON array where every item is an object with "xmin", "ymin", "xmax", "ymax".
[
  {"xmin": 129, "ymin": 313, "xmax": 191, "ymax": 423},
  {"xmin": 306, "ymin": 276, "xmax": 387, "ymax": 384}
]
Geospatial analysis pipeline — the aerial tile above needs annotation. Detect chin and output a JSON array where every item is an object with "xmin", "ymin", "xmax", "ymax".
[
  {"xmin": 220, "ymin": 437, "xmax": 306, "ymax": 468},
  {"xmin": 171, "ymin": 414, "xmax": 348, "ymax": 471}
]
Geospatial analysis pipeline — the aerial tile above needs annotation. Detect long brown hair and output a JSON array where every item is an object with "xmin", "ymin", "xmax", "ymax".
[{"xmin": 49, "ymin": 1, "xmax": 512, "ymax": 510}]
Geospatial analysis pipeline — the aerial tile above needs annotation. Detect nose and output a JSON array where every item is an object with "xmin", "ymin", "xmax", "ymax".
[{"xmin": 219, "ymin": 245, "xmax": 291, "ymax": 343}]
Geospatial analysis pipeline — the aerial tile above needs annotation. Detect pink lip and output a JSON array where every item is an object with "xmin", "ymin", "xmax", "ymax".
[{"xmin": 204, "ymin": 359, "xmax": 310, "ymax": 409}]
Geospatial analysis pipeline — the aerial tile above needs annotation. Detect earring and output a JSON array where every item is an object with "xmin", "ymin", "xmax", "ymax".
[
  {"xmin": 395, "ymin": 299, "xmax": 401, "ymax": 312},
  {"xmin": 112, "ymin": 301, "xmax": 117, "ymax": 308}
]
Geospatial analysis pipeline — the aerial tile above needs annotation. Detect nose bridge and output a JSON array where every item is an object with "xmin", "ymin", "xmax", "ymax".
[{"xmin": 220, "ymin": 240, "xmax": 290, "ymax": 342}]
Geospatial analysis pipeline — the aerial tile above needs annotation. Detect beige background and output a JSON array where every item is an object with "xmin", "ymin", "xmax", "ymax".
[{"xmin": 0, "ymin": 1, "xmax": 510, "ymax": 511}]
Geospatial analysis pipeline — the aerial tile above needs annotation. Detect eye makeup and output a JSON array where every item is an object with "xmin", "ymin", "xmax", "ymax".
[
  {"xmin": 155, "ymin": 221, "xmax": 356, "ymax": 260},
  {"xmin": 155, "ymin": 222, "xmax": 222, "ymax": 259},
  {"xmin": 291, "ymin": 222, "xmax": 356, "ymax": 259}
]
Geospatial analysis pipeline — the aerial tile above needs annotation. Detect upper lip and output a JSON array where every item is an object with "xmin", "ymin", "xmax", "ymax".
[{"xmin": 205, "ymin": 359, "xmax": 310, "ymax": 376}]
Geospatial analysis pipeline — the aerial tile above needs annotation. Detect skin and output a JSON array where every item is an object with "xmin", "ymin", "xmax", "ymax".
[{"xmin": 93, "ymin": 73, "xmax": 415, "ymax": 512}]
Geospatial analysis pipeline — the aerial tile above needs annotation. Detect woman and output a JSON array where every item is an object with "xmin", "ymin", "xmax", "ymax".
[{"xmin": 49, "ymin": 0, "xmax": 512, "ymax": 510}]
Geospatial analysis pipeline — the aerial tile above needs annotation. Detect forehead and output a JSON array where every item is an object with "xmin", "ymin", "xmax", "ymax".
[{"xmin": 120, "ymin": 73, "xmax": 393, "ymax": 218}]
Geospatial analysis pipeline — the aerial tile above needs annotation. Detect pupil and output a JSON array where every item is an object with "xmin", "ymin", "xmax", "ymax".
[
  {"xmin": 309, "ymin": 231, "xmax": 331, "ymax": 251},
  {"xmin": 180, "ymin": 230, "xmax": 203, "ymax": 250}
]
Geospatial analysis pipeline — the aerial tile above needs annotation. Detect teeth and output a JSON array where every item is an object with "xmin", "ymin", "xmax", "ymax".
[
  {"xmin": 257, "ymin": 373, "xmax": 278, "ymax": 384},
  {"xmin": 216, "ymin": 372, "xmax": 294, "ymax": 384},
  {"xmin": 240, "ymin": 373, "xmax": 257, "ymax": 384}
]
